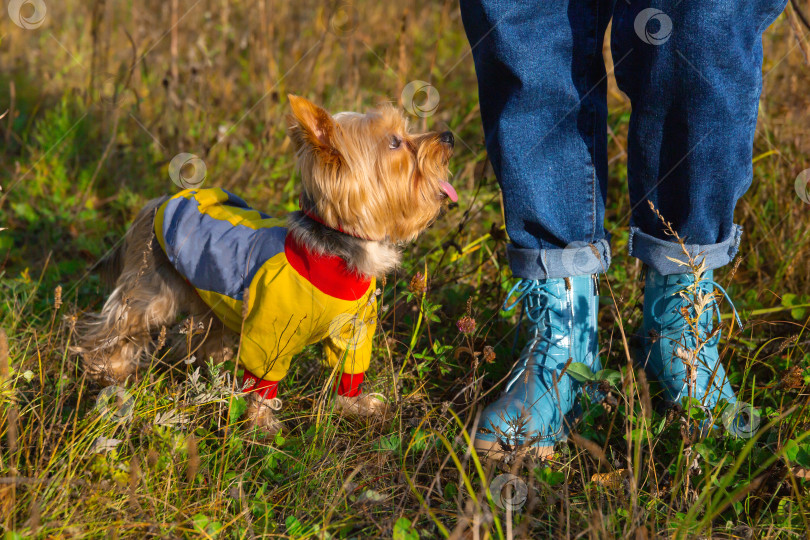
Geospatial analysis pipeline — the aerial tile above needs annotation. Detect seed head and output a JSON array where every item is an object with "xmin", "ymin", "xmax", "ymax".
[
  {"xmin": 457, "ymin": 316, "xmax": 476, "ymax": 335},
  {"xmin": 54, "ymin": 285, "xmax": 62, "ymax": 310},
  {"xmin": 157, "ymin": 326, "xmax": 167, "ymax": 350},
  {"xmin": 408, "ymin": 272, "xmax": 427, "ymax": 295},
  {"xmin": 779, "ymin": 365, "xmax": 804, "ymax": 390}
]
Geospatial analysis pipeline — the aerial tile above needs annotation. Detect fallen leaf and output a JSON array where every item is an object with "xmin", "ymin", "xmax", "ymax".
[{"xmin": 591, "ymin": 469, "xmax": 628, "ymax": 490}]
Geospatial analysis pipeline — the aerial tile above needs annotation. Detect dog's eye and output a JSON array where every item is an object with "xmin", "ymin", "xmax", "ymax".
[{"xmin": 389, "ymin": 136, "xmax": 401, "ymax": 150}]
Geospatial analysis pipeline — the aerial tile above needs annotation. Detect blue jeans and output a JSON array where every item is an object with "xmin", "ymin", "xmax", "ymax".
[{"xmin": 460, "ymin": 0, "xmax": 787, "ymax": 278}]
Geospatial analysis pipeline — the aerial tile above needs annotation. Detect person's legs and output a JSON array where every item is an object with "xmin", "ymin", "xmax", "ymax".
[
  {"xmin": 611, "ymin": 0, "xmax": 787, "ymax": 409},
  {"xmin": 460, "ymin": 0, "xmax": 614, "ymax": 458},
  {"xmin": 460, "ymin": 0, "xmax": 614, "ymax": 278},
  {"xmin": 611, "ymin": 0, "xmax": 787, "ymax": 273}
]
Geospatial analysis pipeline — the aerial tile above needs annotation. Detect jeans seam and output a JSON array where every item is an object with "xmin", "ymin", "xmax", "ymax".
[
  {"xmin": 756, "ymin": 0, "xmax": 788, "ymax": 34},
  {"xmin": 628, "ymin": 226, "xmax": 636, "ymax": 257},
  {"xmin": 590, "ymin": 0, "xmax": 598, "ymax": 242},
  {"xmin": 728, "ymin": 224, "xmax": 743, "ymax": 259}
]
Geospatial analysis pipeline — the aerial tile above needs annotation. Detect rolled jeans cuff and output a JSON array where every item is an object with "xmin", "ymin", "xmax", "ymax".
[
  {"xmin": 506, "ymin": 239, "xmax": 612, "ymax": 279},
  {"xmin": 628, "ymin": 224, "xmax": 743, "ymax": 275}
]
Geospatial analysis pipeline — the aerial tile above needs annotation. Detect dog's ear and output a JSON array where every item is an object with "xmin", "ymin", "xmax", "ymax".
[{"xmin": 287, "ymin": 94, "xmax": 341, "ymax": 164}]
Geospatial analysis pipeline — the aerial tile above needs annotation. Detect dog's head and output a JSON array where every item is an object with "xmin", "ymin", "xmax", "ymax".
[{"xmin": 287, "ymin": 94, "xmax": 456, "ymax": 243}]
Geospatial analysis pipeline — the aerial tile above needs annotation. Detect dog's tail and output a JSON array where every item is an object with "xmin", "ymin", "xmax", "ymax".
[
  {"xmin": 91, "ymin": 241, "xmax": 126, "ymax": 290},
  {"xmin": 90, "ymin": 196, "xmax": 168, "ymax": 289}
]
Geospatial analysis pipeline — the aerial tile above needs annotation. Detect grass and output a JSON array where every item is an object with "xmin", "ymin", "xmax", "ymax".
[{"xmin": 2, "ymin": 0, "xmax": 810, "ymax": 537}]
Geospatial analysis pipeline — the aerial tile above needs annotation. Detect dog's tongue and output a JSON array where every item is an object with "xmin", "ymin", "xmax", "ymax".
[{"xmin": 439, "ymin": 181, "xmax": 458, "ymax": 202}]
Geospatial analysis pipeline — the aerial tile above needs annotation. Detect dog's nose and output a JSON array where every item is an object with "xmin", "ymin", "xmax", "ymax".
[{"xmin": 439, "ymin": 131, "xmax": 454, "ymax": 147}]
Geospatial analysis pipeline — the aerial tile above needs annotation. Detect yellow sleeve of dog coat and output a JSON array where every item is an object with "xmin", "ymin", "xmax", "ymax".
[
  {"xmin": 237, "ymin": 260, "xmax": 314, "ymax": 381},
  {"xmin": 323, "ymin": 291, "xmax": 378, "ymax": 375}
]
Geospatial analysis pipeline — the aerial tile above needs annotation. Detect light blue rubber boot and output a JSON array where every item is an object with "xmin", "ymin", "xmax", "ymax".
[
  {"xmin": 641, "ymin": 268, "xmax": 742, "ymax": 414},
  {"xmin": 473, "ymin": 275, "xmax": 600, "ymax": 459}
]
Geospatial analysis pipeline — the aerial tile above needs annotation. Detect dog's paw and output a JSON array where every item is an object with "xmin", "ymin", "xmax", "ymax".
[
  {"xmin": 80, "ymin": 351, "xmax": 139, "ymax": 386},
  {"xmin": 244, "ymin": 394, "xmax": 284, "ymax": 437}
]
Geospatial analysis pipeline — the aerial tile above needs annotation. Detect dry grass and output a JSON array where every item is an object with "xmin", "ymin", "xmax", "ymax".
[{"xmin": 1, "ymin": 1, "xmax": 810, "ymax": 538}]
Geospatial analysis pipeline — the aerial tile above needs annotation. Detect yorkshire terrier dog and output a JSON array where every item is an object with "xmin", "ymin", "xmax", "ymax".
[{"xmin": 76, "ymin": 95, "xmax": 456, "ymax": 435}]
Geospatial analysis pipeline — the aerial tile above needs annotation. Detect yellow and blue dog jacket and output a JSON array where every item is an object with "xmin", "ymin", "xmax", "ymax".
[{"xmin": 154, "ymin": 188, "xmax": 377, "ymax": 381}]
